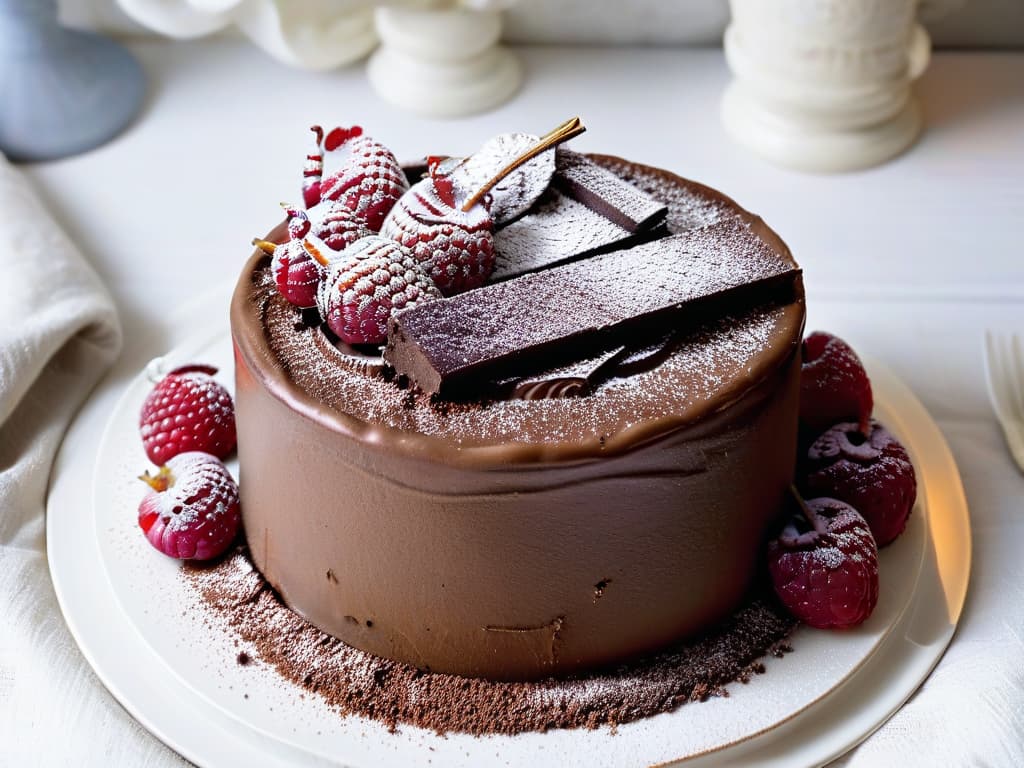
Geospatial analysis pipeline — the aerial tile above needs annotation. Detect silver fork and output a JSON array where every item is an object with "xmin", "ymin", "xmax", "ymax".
[{"xmin": 984, "ymin": 330, "xmax": 1024, "ymax": 473}]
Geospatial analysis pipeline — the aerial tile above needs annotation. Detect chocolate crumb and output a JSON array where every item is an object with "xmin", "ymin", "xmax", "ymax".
[
  {"xmin": 237, "ymin": 651, "xmax": 251, "ymax": 666},
  {"xmin": 186, "ymin": 549, "xmax": 796, "ymax": 736}
]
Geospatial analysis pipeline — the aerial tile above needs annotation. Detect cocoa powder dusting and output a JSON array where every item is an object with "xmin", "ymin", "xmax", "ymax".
[{"xmin": 185, "ymin": 549, "xmax": 796, "ymax": 736}]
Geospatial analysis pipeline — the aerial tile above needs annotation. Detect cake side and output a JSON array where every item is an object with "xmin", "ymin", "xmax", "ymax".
[{"xmin": 233, "ymin": 341, "xmax": 800, "ymax": 680}]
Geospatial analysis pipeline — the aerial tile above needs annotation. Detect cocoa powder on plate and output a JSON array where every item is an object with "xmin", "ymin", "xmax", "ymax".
[{"xmin": 185, "ymin": 548, "xmax": 795, "ymax": 736}]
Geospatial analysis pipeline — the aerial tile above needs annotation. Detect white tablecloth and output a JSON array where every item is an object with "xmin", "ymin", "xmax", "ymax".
[{"xmin": 6, "ymin": 42, "xmax": 1023, "ymax": 766}]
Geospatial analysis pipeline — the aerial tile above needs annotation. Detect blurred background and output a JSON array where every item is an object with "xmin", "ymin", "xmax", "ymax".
[{"xmin": 60, "ymin": 0, "xmax": 1024, "ymax": 48}]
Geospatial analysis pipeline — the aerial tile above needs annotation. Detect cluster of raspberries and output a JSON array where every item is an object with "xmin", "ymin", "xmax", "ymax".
[
  {"xmin": 262, "ymin": 126, "xmax": 497, "ymax": 346},
  {"xmin": 768, "ymin": 332, "xmax": 917, "ymax": 630}
]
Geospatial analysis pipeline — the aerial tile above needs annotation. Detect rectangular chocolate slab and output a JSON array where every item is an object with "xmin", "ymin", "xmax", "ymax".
[
  {"xmin": 492, "ymin": 189, "xmax": 665, "ymax": 282},
  {"xmin": 386, "ymin": 220, "xmax": 800, "ymax": 396},
  {"xmin": 553, "ymin": 149, "xmax": 668, "ymax": 233}
]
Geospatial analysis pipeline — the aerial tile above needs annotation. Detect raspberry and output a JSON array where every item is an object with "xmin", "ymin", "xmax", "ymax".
[
  {"xmin": 804, "ymin": 420, "xmax": 917, "ymax": 547},
  {"xmin": 267, "ymin": 238, "xmax": 325, "ymax": 309},
  {"xmin": 800, "ymin": 331, "xmax": 873, "ymax": 434},
  {"xmin": 317, "ymin": 236, "xmax": 441, "ymax": 345},
  {"xmin": 380, "ymin": 176, "xmax": 495, "ymax": 296},
  {"xmin": 767, "ymin": 496, "xmax": 879, "ymax": 629},
  {"xmin": 317, "ymin": 128, "xmax": 408, "ymax": 231},
  {"xmin": 138, "ymin": 452, "xmax": 240, "ymax": 560},
  {"xmin": 305, "ymin": 201, "xmax": 374, "ymax": 251},
  {"xmin": 139, "ymin": 364, "xmax": 236, "ymax": 465}
]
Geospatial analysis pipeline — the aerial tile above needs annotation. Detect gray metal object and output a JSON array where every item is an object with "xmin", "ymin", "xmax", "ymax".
[{"xmin": 0, "ymin": 0, "xmax": 145, "ymax": 162}]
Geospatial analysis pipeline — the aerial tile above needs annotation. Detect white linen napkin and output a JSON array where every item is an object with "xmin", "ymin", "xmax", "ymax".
[{"xmin": 0, "ymin": 153, "xmax": 184, "ymax": 766}]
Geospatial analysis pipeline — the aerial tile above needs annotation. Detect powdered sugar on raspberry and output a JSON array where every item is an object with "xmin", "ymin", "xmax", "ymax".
[
  {"xmin": 139, "ymin": 366, "xmax": 236, "ymax": 464},
  {"xmin": 317, "ymin": 236, "xmax": 441, "ymax": 345},
  {"xmin": 768, "ymin": 498, "xmax": 879, "ymax": 629},
  {"xmin": 138, "ymin": 452, "xmax": 240, "ymax": 561},
  {"xmin": 319, "ymin": 134, "xmax": 409, "ymax": 231},
  {"xmin": 304, "ymin": 201, "xmax": 374, "ymax": 251},
  {"xmin": 380, "ymin": 177, "xmax": 494, "ymax": 295}
]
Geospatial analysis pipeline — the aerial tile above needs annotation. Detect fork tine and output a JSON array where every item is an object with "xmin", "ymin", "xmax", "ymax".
[
  {"xmin": 985, "ymin": 331, "xmax": 1024, "ymax": 474},
  {"xmin": 984, "ymin": 331, "xmax": 1011, "ymax": 421},
  {"xmin": 1011, "ymin": 333, "xmax": 1024, "ymax": 418}
]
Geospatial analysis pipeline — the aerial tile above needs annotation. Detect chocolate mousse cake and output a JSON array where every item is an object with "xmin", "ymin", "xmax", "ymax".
[{"xmin": 230, "ymin": 123, "xmax": 805, "ymax": 682}]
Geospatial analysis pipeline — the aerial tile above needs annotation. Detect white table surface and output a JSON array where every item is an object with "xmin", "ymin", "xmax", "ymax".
[{"xmin": 22, "ymin": 41, "xmax": 1024, "ymax": 766}]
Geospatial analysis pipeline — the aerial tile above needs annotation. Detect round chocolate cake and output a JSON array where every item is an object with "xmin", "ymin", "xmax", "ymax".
[{"xmin": 231, "ymin": 150, "xmax": 805, "ymax": 681}]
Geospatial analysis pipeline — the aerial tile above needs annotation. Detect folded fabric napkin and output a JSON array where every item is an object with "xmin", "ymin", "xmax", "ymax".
[{"xmin": 0, "ymin": 152, "xmax": 183, "ymax": 765}]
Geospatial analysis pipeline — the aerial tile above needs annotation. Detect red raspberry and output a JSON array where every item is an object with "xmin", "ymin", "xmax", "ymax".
[
  {"xmin": 317, "ymin": 127, "xmax": 408, "ymax": 231},
  {"xmin": 304, "ymin": 201, "xmax": 373, "ymax": 251},
  {"xmin": 266, "ymin": 238, "xmax": 325, "ymax": 309},
  {"xmin": 768, "ymin": 496, "xmax": 879, "ymax": 629},
  {"xmin": 804, "ymin": 420, "xmax": 917, "ymax": 547},
  {"xmin": 139, "ymin": 364, "xmax": 236, "ymax": 465},
  {"xmin": 800, "ymin": 331, "xmax": 873, "ymax": 434},
  {"xmin": 138, "ymin": 452, "xmax": 240, "ymax": 560},
  {"xmin": 380, "ymin": 176, "xmax": 495, "ymax": 296},
  {"xmin": 317, "ymin": 235, "xmax": 441, "ymax": 345}
]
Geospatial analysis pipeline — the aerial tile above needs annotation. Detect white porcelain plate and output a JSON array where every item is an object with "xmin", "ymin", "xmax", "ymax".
[{"xmin": 48, "ymin": 294, "xmax": 970, "ymax": 768}]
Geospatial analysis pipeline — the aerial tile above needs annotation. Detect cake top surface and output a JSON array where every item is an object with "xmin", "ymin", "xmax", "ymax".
[{"xmin": 232, "ymin": 155, "xmax": 805, "ymax": 463}]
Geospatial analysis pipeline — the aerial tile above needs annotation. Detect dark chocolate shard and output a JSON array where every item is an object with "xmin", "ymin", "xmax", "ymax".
[
  {"xmin": 492, "ymin": 189, "xmax": 665, "ymax": 282},
  {"xmin": 449, "ymin": 133, "xmax": 556, "ymax": 225},
  {"xmin": 508, "ymin": 346, "xmax": 625, "ymax": 400},
  {"xmin": 385, "ymin": 220, "xmax": 800, "ymax": 396},
  {"xmin": 554, "ymin": 149, "xmax": 668, "ymax": 233},
  {"xmin": 609, "ymin": 332, "xmax": 681, "ymax": 378}
]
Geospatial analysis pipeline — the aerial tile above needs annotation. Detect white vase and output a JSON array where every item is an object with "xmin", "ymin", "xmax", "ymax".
[
  {"xmin": 367, "ymin": 5, "xmax": 521, "ymax": 117},
  {"xmin": 721, "ymin": 0, "xmax": 932, "ymax": 172}
]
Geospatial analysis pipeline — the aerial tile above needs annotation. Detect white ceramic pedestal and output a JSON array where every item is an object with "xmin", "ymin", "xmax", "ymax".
[
  {"xmin": 721, "ymin": 1, "xmax": 932, "ymax": 173},
  {"xmin": 368, "ymin": 6, "xmax": 522, "ymax": 117}
]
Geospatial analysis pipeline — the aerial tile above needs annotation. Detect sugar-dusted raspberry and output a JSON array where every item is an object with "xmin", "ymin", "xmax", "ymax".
[
  {"xmin": 317, "ymin": 235, "xmax": 441, "ymax": 345},
  {"xmin": 266, "ymin": 238, "xmax": 325, "ymax": 309},
  {"xmin": 316, "ymin": 126, "xmax": 409, "ymax": 231},
  {"xmin": 138, "ymin": 452, "xmax": 240, "ymax": 561},
  {"xmin": 768, "ymin": 496, "xmax": 879, "ymax": 629},
  {"xmin": 380, "ymin": 176, "xmax": 495, "ymax": 296},
  {"xmin": 800, "ymin": 331, "xmax": 873, "ymax": 434},
  {"xmin": 304, "ymin": 201, "xmax": 374, "ymax": 251},
  {"xmin": 139, "ymin": 364, "xmax": 235, "ymax": 465},
  {"xmin": 805, "ymin": 420, "xmax": 917, "ymax": 547}
]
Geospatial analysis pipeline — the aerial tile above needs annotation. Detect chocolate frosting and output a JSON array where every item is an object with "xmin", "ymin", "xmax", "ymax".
[{"xmin": 230, "ymin": 156, "xmax": 806, "ymax": 680}]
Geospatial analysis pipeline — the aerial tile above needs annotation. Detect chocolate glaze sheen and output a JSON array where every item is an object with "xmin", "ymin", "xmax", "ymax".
[{"xmin": 230, "ymin": 156, "xmax": 806, "ymax": 681}]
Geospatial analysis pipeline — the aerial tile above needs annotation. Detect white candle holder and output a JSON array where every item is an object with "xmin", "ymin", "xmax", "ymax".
[
  {"xmin": 367, "ymin": 4, "xmax": 521, "ymax": 117},
  {"xmin": 721, "ymin": 0, "xmax": 934, "ymax": 172},
  {"xmin": 117, "ymin": 0, "xmax": 377, "ymax": 71}
]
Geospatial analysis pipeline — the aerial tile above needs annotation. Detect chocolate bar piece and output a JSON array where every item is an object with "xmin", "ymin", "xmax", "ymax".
[
  {"xmin": 386, "ymin": 221, "xmax": 800, "ymax": 396},
  {"xmin": 492, "ymin": 189, "xmax": 664, "ymax": 282},
  {"xmin": 554, "ymin": 149, "xmax": 668, "ymax": 233}
]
